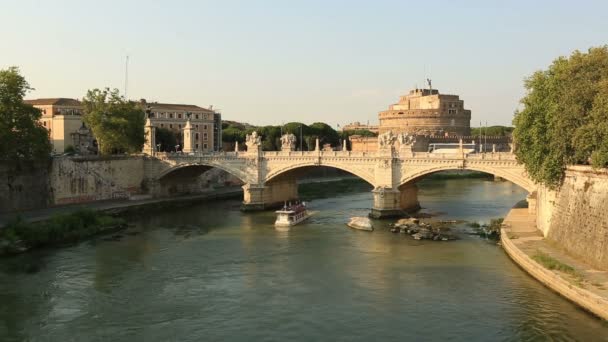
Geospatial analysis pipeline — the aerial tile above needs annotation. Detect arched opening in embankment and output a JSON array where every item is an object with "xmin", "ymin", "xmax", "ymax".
[{"xmin": 157, "ymin": 164, "xmax": 245, "ymax": 197}]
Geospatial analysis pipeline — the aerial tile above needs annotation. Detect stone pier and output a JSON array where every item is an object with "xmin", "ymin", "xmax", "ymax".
[{"xmin": 241, "ymin": 178, "xmax": 299, "ymax": 211}]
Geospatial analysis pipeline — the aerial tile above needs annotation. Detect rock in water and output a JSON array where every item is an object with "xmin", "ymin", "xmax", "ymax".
[{"xmin": 347, "ymin": 217, "xmax": 373, "ymax": 231}]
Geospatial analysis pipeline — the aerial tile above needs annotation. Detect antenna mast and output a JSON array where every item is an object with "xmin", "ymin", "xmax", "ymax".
[{"xmin": 124, "ymin": 55, "xmax": 129, "ymax": 99}]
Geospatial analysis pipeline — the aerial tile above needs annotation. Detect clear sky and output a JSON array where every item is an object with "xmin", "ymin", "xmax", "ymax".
[{"xmin": 1, "ymin": 0, "xmax": 607, "ymax": 127}]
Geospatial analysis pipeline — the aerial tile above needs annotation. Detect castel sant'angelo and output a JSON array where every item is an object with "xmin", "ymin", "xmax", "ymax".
[
  {"xmin": 346, "ymin": 84, "xmax": 477, "ymax": 151},
  {"xmin": 377, "ymin": 87, "xmax": 471, "ymax": 136}
]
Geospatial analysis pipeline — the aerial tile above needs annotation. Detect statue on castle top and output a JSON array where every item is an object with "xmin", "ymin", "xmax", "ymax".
[{"xmin": 280, "ymin": 133, "xmax": 297, "ymax": 151}]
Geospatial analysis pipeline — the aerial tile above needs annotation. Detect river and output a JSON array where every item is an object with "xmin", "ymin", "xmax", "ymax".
[{"xmin": 1, "ymin": 177, "xmax": 607, "ymax": 341}]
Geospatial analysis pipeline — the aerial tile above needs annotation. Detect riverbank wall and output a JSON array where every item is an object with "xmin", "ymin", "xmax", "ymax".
[
  {"xmin": 502, "ymin": 208, "xmax": 608, "ymax": 321},
  {"xmin": 536, "ymin": 166, "xmax": 608, "ymax": 270}
]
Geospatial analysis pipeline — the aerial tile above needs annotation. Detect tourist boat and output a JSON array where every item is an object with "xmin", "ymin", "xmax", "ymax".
[{"xmin": 275, "ymin": 201, "xmax": 313, "ymax": 227}]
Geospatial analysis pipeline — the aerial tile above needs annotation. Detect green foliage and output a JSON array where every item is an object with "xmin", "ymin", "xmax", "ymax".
[
  {"xmin": 340, "ymin": 129, "xmax": 378, "ymax": 138},
  {"xmin": 532, "ymin": 251, "xmax": 578, "ymax": 276},
  {"xmin": 1, "ymin": 209, "xmax": 125, "ymax": 251},
  {"xmin": 82, "ymin": 88, "xmax": 146, "ymax": 155},
  {"xmin": 470, "ymin": 126, "xmax": 513, "ymax": 137},
  {"xmin": 0, "ymin": 67, "xmax": 51, "ymax": 163},
  {"xmin": 155, "ymin": 127, "xmax": 178, "ymax": 152},
  {"xmin": 221, "ymin": 120, "xmax": 343, "ymax": 151},
  {"xmin": 64, "ymin": 145, "xmax": 76, "ymax": 154},
  {"xmin": 513, "ymin": 46, "xmax": 608, "ymax": 187}
]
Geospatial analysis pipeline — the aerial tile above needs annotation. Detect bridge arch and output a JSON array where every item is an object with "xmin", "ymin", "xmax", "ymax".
[
  {"xmin": 157, "ymin": 162, "xmax": 253, "ymax": 184},
  {"xmin": 264, "ymin": 161, "xmax": 376, "ymax": 186},
  {"xmin": 399, "ymin": 164, "xmax": 535, "ymax": 193}
]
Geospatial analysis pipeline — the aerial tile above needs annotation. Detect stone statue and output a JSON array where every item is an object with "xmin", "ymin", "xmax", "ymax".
[
  {"xmin": 397, "ymin": 132, "xmax": 415, "ymax": 146},
  {"xmin": 378, "ymin": 131, "xmax": 396, "ymax": 148},
  {"xmin": 246, "ymin": 131, "xmax": 262, "ymax": 145},
  {"xmin": 245, "ymin": 131, "xmax": 262, "ymax": 152},
  {"xmin": 280, "ymin": 133, "xmax": 297, "ymax": 151}
]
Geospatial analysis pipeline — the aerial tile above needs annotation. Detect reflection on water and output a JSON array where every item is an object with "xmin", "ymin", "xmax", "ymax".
[{"xmin": 1, "ymin": 178, "xmax": 607, "ymax": 341}]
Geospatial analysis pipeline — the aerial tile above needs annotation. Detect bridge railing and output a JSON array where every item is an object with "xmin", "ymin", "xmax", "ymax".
[
  {"xmin": 261, "ymin": 150, "xmax": 379, "ymax": 158},
  {"xmin": 406, "ymin": 151, "xmax": 517, "ymax": 160}
]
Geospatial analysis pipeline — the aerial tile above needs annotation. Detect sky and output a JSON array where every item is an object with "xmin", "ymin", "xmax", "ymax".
[{"xmin": 1, "ymin": 0, "xmax": 607, "ymax": 127}]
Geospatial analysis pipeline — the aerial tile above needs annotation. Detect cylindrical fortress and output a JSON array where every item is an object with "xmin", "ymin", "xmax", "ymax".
[{"xmin": 378, "ymin": 88, "xmax": 471, "ymax": 136}]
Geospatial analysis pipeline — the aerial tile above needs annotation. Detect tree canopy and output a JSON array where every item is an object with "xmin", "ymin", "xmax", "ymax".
[
  {"xmin": 470, "ymin": 126, "xmax": 513, "ymax": 137},
  {"xmin": 0, "ymin": 67, "xmax": 51, "ymax": 163},
  {"xmin": 221, "ymin": 121, "xmax": 346, "ymax": 151},
  {"xmin": 513, "ymin": 46, "xmax": 608, "ymax": 187},
  {"xmin": 81, "ymin": 88, "xmax": 146, "ymax": 155}
]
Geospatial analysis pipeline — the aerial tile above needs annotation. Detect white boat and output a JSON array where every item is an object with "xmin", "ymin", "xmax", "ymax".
[{"xmin": 275, "ymin": 201, "xmax": 313, "ymax": 227}]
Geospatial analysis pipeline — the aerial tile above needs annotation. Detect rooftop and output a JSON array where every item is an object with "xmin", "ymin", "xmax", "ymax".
[{"xmin": 24, "ymin": 98, "xmax": 82, "ymax": 106}]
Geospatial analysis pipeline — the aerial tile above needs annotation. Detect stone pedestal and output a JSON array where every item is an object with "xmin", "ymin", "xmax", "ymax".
[
  {"xmin": 143, "ymin": 118, "xmax": 156, "ymax": 155},
  {"xmin": 182, "ymin": 119, "xmax": 195, "ymax": 153},
  {"xmin": 370, "ymin": 187, "xmax": 404, "ymax": 219},
  {"xmin": 241, "ymin": 179, "xmax": 299, "ymax": 211},
  {"xmin": 241, "ymin": 183, "xmax": 266, "ymax": 211},
  {"xmin": 399, "ymin": 183, "xmax": 420, "ymax": 212}
]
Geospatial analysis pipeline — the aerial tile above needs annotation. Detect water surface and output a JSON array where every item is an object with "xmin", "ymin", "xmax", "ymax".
[{"xmin": 1, "ymin": 178, "xmax": 607, "ymax": 341}]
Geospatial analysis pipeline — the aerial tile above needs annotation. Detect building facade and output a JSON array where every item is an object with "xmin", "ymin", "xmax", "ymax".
[
  {"xmin": 341, "ymin": 121, "xmax": 379, "ymax": 133},
  {"xmin": 378, "ymin": 88, "xmax": 471, "ymax": 136},
  {"xmin": 24, "ymin": 98, "xmax": 84, "ymax": 153},
  {"xmin": 141, "ymin": 100, "xmax": 221, "ymax": 152},
  {"xmin": 25, "ymin": 98, "xmax": 223, "ymax": 153}
]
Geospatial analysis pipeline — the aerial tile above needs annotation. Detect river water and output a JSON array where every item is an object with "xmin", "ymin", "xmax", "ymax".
[{"xmin": 1, "ymin": 177, "xmax": 607, "ymax": 341}]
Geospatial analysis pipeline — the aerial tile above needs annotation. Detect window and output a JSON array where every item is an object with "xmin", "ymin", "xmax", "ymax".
[
  {"xmin": 203, "ymin": 143, "xmax": 208, "ymax": 149},
  {"xmin": 161, "ymin": 124, "xmax": 164, "ymax": 128},
  {"xmin": 196, "ymin": 143, "xmax": 199, "ymax": 149},
  {"xmin": 178, "ymin": 124, "xmax": 181, "ymax": 129},
  {"xmin": 169, "ymin": 124, "xmax": 173, "ymax": 129},
  {"xmin": 195, "ymin": 125, "xmax": 199, "ymax": 129},
  {"xmin": 203, "ymin": 125, "xmax": 208, "ymax": 130},
  {"xmin": 203, "ymin": 132, "xmax": 208, "ymax": 141},
  {"xmin": 43, "ymin": 121, "xmax": 46, "ymax": 127},
  {"xmin": 195, "ymin": 133, "xmax": 199, "ymax": 140},
  {"xmin": 178, "ymin": 113, "xmax": 182, "ymax": 119},
  {"xmin": 170, "ymin": 113, "xmax": 174, "ymax": 119},
  {"xmin": 195, "ymin": 114, "xmax": 199, "ymax": 119}
]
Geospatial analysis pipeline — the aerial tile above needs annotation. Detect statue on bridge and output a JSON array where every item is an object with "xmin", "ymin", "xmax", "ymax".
[
  {"xmin": 245, "ymin": 131, "xmax": 262, "ymax": 153},
  {"xmin": 396, "ymin": 132, "xmax": 415, "ymax": 146},
  {"xmin": 280, "ymin": 133, "xmax": 297, "ymax": 152},
  {"xmin": 378, "ymin": 131, "xmax": 397, "ymax": 149}
]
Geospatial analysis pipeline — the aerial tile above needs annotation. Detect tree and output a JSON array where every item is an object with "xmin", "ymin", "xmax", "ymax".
[
  {"xmin": 155, "ymin": 127, "xmax": 178, "ymax": 152},
  {"xmin": 471, "ymin": 126, "xmax": 514, "ymax": 137},
  {"xmin": 81, "ymin": 88, "xmax": 146, "ymax": 155},
  {"xmin": 513, "ymin": 46, "xmax": 608, "ymax": 187},
  {"xmin": 0, "ymin": 67, "xmax": 51, "ymax": 163}
]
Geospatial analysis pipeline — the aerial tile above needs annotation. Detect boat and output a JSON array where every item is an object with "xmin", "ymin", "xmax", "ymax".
[{"xmin": 275, "ymin": 201, "xmax": 313, "ymax": 227}]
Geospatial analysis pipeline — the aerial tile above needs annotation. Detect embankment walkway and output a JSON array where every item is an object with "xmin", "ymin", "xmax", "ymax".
[{"xmin": 501, "ymin": 208, "xmax": 608, "ymax": 321}]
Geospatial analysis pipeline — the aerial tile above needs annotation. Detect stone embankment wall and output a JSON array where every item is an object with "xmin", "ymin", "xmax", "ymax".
[
  {"xmin": 0, "ymin": 161, "xmax": 51, "ymax": 213},
  {"xmin": 50, "ymin": 156, "xmax": 145, "ymax": 205},
  {"xmin": 537, "ymin": 166, "xmax": 608, "ymax": 270}
]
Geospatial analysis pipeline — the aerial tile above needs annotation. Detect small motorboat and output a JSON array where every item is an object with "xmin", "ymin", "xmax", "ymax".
[{"xmin": 275, "ymin": 201, "xmax": 313, "ymax": 227}]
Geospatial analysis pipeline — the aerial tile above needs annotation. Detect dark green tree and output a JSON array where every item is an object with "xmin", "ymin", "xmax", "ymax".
[
  {"xmin": 513, "ymin": 46, "xmax": 608, "ymax": 187},
  {"xmin": 0, "ymin": 67, "xmax": 51, "ymax": 162},
  {"xmin": 155, "ymin": 127, "xmax": 178, "ymax": 152},
  {"xmin": 81, "ymin": 88, "xmax": 146, "ymax": 155}
]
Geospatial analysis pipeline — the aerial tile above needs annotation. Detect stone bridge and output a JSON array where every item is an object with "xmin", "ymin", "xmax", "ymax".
[{"xmin": 142, "ymin": 129, "xmax": 536, "ymax": 218}]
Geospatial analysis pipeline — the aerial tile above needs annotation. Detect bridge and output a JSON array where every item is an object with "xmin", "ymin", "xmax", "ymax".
[{"xmin": 142, "ymin": 124, "xmax": 536, "ymax": 218}]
